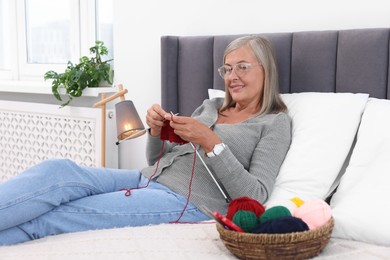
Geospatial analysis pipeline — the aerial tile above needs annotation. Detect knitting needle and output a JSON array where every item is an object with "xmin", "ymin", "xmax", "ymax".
[
  {"xmin": 170, "ymin": 111, "xmax": 179, "ymax": 118},
  {"xmin": 170, "ymin": 111, "xmax": 231, "ymax": 203},
  {"xmin": 190, "ymin": 142, "xmax": 231, "ymax": 203}
]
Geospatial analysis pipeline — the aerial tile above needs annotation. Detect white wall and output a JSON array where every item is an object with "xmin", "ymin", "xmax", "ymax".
[{"xmin": 114, "ymin": 0, "xmax": 390, "ymax": 169}]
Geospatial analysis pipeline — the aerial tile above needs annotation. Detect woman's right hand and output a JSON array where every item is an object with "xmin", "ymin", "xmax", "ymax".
[{"xmin": 146, "ymin": 104, "xmax": 168, "ymax": 137}]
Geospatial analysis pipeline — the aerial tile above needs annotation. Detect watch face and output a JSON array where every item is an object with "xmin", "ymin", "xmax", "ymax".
[
  {"xmin": 214, "ymin": 143, "xmax": 225, "ymax": 155},
  {"xmin": 207, "ymin": 143, "xmax": 225, "ymax": 157}
]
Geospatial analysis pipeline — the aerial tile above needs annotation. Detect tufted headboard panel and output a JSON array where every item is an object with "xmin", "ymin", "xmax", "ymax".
[{"xmin": 161, "ymin": 28, "xmax": 390, "ymax": 116}]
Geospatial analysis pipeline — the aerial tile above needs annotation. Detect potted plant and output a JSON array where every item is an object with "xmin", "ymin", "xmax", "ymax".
[{"xmin": 44, "ymin": 41, "xmax": 114, "ymax": 107}]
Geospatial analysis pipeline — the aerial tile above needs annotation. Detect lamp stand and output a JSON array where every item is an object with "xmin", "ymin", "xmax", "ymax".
[{"xmin": 93, "ymin": 84, "xmax": 127, "ymax": 167}]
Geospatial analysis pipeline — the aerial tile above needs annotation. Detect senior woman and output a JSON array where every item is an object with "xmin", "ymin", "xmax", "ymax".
[{"xmin": 0, "ymin": 35, "xmax": 291, "ymax": 245}]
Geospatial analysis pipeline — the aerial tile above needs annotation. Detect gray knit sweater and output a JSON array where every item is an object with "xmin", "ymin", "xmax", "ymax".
[{"xmin": 141, "ymin": 98, "xmax": 291, "ymax": 214}]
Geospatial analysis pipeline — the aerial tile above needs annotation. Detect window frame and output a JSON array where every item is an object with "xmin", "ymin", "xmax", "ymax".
[{"xmin": 0, "ymin": 0, "xmax": 104, "ymax": 83}]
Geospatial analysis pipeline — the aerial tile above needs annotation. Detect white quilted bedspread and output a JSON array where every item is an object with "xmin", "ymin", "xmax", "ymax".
[{"xmin": 0, "ymin": 222, "xmax": 389, "ymax": 260}]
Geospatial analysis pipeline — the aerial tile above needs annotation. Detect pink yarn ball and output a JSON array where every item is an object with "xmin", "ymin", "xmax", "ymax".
[{"xmin": 293, "ymin": 199, "xmax": 332, "ymax": 230}]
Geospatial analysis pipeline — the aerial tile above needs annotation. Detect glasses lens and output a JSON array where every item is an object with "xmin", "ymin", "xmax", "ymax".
[
  {"xmin": 236, "ymin": 63, "xmax": 250, "ymax": 74},
  {"xmin": 218, "ymin": 66, "xmax": 227, "ymax": 79}
]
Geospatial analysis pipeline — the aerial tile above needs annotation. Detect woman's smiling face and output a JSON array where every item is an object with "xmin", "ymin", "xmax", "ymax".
[{"xmin": 224, "ymin": 45, "xmax": 265, "ymax": 109}]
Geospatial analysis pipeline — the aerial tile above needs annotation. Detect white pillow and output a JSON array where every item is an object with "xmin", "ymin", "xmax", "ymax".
[
  {"xmin": 268, "ymin": 92, "xmax": 368, "ymax": 203},
  {"xmin": 208, "ymin": 89, "xmax": 225, "ymax": 99},
  {"xmin": 330, "ymin": 98, "xmax": 390, "ymax": 246},
  {"xmin": 207, "ymin": 89, "xmax": 369, "ymax": 203}
]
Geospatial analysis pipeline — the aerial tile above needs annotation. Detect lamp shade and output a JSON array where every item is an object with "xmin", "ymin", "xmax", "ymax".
[{"xmin": 115, "ymin": 100, "xmax": 145, "ymax": 143}]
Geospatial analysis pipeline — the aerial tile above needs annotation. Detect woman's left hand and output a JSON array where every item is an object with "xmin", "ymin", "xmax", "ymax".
[{"xmin": 165, "ymin": 114, "xmax": 221, "ymax": 153}]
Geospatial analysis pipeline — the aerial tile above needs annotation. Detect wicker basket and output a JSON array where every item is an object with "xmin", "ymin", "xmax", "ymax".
[{"xmin": 216, "ymin": 217, "xmax": 334, "ymax": 260}]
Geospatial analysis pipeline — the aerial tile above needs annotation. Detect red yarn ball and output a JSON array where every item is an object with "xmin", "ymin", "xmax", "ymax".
[{"xmin": 226, "ymin": 196, "xmax": 265, "ymax": 220}]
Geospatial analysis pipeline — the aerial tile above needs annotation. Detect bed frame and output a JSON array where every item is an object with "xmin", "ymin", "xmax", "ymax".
[{"xmin": 161, "ymin": 28, "xmax": 390, "ymax": 116}]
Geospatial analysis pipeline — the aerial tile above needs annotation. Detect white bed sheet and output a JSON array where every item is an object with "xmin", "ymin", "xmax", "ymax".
[{"xmin": 0, "ymin": 222, "xmax": 389, "ymax": 260}]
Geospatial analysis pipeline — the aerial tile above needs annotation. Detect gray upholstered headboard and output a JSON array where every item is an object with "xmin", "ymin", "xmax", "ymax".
[{"xmin": 161, "ymin": 28, "xmax": 390, "ymax": 116}]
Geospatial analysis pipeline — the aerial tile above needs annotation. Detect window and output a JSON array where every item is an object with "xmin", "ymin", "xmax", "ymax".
[
  {"xmin": 0, "ymin": 0, "xmax": 15, "ymax": 79},
  {"xmin": 96, "ymin": 0, "xmax": 114, "ymax": 61},
  {"xmin": 25, "ymin": 0, "xmax": 73, "ymax": 64},
  {"xmin": 0, "ymin": 0, "xmax": 113, "ymax": 82}
]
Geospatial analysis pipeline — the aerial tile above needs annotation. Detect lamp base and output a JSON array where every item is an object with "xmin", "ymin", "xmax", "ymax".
[{"xmin": 116, "ymin": 129, "xmax": 147, "ymax": 145}]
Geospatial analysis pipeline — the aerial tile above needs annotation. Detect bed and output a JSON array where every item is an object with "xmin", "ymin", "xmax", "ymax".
[{"xmin": 1, "ymin": 27, "xmax": 390, "ymax": 259}]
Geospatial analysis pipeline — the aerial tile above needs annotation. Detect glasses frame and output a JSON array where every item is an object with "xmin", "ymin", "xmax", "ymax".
[{"xmin": 217, "ymin": 62, "xmax": 260, "ymax": 79}]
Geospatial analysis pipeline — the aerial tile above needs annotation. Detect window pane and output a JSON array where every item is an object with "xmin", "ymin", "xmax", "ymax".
[
  {"xmin": 0, "ymin": 0, "xmax": 11, "ymax": 70},
  {"xmin": 96, "ymin": 0, "xmax": 113, "ymax": 61},
  {"xmin": 25, "ymin": 0, "xmax": 72, "ymax": 64}
]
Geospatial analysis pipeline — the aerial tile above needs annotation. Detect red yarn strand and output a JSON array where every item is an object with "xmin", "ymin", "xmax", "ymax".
[
  {"xmin": 119, "ymin": 141, "xmax": 165, "ymax": 196},
  {"xmin": 120, "ymin": 139, "xmax": 199, "ymax": 224},
  {"xmin": 169, "ymin": 144, "xmax": 197, "ymax": 223}
]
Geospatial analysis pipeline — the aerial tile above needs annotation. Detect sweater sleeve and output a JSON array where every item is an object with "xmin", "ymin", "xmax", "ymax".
[
  {"xmin": 206, "ymin": 113, "xmax": 291, "ymax": 203},
  {"xmin": 145, "ymin": 130, "xmax": 175, "ymax": 166}
]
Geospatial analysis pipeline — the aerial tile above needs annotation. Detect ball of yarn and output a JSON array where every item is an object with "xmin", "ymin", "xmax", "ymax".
[
  {"xmin": 260, "ymin": 206, "xmax": 292, "ymax": 224},
  {"xmin": 293, "ymin": 198, "xmax": 332, "ymax": 229},
  {"xmin": 232, "ymin": 210, "xmax": 259, "ymax": 232},
  {"xmin": 252, "ymin": 216, "xmax": 309, "ymax": 234},
  {"xmin": 290, "ymin": 197, "xmax": 304, "ymax": 207},
  {"xmin": 265, "ymin": 199, "xmax": 297, "ymax": 214},
  {"xmin": 226, "ymin": 196, "xmax": 265, "ymax": 220}
]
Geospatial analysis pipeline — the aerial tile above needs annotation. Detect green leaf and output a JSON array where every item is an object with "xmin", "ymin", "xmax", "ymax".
[{"xmin": 51, "ymin": 81, "xmax": 62, "ymax": 101}]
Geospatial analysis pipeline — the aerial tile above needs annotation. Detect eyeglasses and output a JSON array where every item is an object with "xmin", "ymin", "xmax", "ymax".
[{"xmin": 217, "ymin": 63, "xmax": 260, "ymax": 79}]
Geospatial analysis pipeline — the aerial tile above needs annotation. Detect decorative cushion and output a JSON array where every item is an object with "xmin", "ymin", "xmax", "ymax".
[
  {"xmin": 208, "ymin": 89, "xmax": 369, "ymax": 203},
  {"xmin": 330, "ymin": 98, "xmax": 390, "ymax": 246}
]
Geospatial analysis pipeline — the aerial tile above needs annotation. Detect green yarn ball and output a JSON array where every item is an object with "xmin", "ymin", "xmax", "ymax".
[
  {"xmin": 232, "ymin": 210, "xmax": 259, "ymax": 232},
  {"xmin": 260, "ymin": 206, "xmax": 292, "ymax": 224}
]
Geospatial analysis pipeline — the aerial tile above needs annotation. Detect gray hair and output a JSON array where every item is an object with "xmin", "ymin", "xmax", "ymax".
[{"xmin": 219, "ymin": 35, "xmax": 287, "ymax": 115}]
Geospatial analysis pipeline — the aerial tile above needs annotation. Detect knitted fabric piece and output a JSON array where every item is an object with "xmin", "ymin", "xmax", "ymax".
[
  {"xmin": 232, "ymin": 210, "xmax": 259, "ymax": 232},
  {"xmin": 160, "ymin": 122, "xmax": 188, "ymax": 144},
  {"xmin": 260, "ymin": 206, "xmax": 292, "ymax": 224},
  {"xmin": 252, "ymin": 216, "xmax": 309, "ymax": 234},
  {"xmin": 226, "ymin": 196, "xmax": 265, "ymax": 220}
]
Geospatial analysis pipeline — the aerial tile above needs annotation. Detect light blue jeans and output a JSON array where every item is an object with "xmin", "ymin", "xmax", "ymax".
[{"xmin": 0, "ymin": 159, "xmax": 209, "ymax": 245}]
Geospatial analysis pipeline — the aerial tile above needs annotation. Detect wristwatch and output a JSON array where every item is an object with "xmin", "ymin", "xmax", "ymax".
[{"xmin": 206, "ymin": 143, "xmax": 226, "ymax": 158}]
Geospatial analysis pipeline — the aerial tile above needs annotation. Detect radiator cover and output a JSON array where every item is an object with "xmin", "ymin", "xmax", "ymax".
[{"xmin": 0, "ymin": 101, "xmax": 105, "ymax": 183}]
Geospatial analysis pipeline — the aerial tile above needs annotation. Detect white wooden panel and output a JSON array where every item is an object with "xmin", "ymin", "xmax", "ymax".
[{"xmin": 0, "ymin": 100, "xmax": 106, "ymax": 182}]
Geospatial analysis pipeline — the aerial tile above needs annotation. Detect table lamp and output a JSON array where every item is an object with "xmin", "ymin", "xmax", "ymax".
[
  {"xmin": 93, "ymin": 84, "xmax": 146, "ymax": 166},
  {"xmin": 115, "ymin": 100, "xmax": 146, "ymax": 144}
]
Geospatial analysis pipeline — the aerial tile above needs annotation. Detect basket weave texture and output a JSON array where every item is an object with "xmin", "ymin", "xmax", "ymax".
[{"xmin": 217, "ymin": 217, "xmax": 334, "ymax": 260}]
